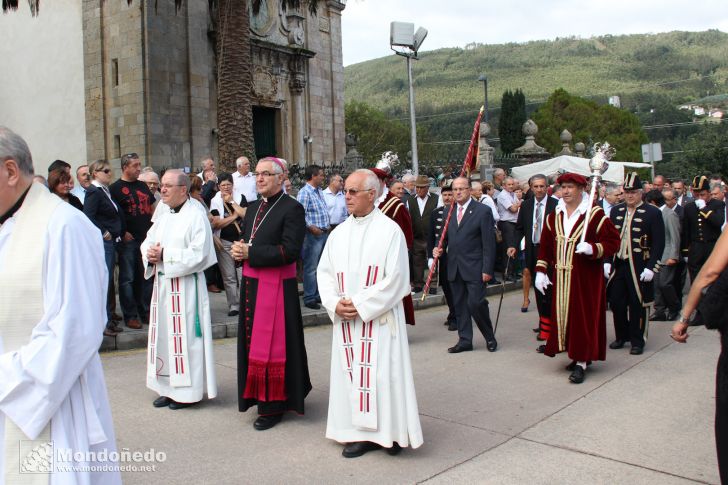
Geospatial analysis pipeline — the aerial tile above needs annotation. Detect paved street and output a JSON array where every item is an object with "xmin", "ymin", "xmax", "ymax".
[{"xmin": 103, "ymin": 290, "xmax": 721, "ymax": 484}]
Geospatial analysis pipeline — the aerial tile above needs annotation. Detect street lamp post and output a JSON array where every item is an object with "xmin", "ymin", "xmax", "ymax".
[
  {"xmin": 478, "ymin": 74, "xmax": 489, "ymax": 123},
  {"xmin": 391, "ymin": 22, "xmax": 427, "ymax": 176}
]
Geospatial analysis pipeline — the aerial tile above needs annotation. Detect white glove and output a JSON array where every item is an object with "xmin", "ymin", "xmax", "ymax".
[
  {"xmin": 535, "ymin": 272, "xmax": 552, "ymax": 295},
  {"xmin": 427, "ymin": 258, "xmax": 434, "ymax": 270},
  {"xmin": 575, "ymin": 242, "xmax": 593, "ymax": 256},
  {"xmin": 603, "ymin": 263, "xmax": 611, "ymax": 278},
  {"xmin": 695, "ymin": 199, "xmax": 706, "ymax": 210},
  {"xmin": 640, "ymin": 268, "xmax": 654, "ymax": 282}
]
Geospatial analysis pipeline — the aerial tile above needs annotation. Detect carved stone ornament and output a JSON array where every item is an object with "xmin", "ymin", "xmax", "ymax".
[
  {"xmin": 289, "ymin": 26, "xmax": 305, "ymax": 46},
  {"xmin": 250, "ymin": 0, "xmax": 276, "ymax": 36},
  {"xmin": 253, "ymin": 66, "xmax": 278, "ymax": 101}
]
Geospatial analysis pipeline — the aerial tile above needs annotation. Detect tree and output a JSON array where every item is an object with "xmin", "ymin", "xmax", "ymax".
[
  {"xmin": 498, "ymin": 89, "xmax": 526, "ymax": 154},
  {"xmin": 3, "ymin": 0, "xmax": 317, "ymax": 172},
  {"xmin": 532, "ymin": 88, "xmax": 647, "ymax": 162},
  {"xmin": 345, "ymin": 101, "xmax": 436, "ymax": 175}
]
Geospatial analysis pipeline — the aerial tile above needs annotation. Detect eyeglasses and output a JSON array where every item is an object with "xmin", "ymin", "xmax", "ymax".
[
  {"xmin": 342, "ymin": 188, "xmax": 374, "ymax": 196},
  {"xmin": 95, "ymin": 168, "xmax": 111, "ymax": 174},
  {"xmin": 252, "ymin": 171, "xmax": 279, "ymax": 178},
  {"xmin": 160, "ymin": 184, "xmax": 185, "ymax": 190}
]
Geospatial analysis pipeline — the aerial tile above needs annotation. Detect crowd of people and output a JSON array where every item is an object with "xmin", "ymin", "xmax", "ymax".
[{"xmin": 3, "ymin": 122, "xmax": 728, "ymax": 482}]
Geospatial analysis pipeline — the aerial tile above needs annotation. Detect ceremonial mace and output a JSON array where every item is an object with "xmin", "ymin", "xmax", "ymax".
[
  {"xmin": 422, "ymin": 106, "xmax": 484, "ymax": 300},
  {"xmin": 580, "ymin": 142, "xmax": 614, "ymax": 244}
]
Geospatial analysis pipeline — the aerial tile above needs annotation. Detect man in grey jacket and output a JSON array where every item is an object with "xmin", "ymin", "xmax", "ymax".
[{"xmin": 646, "ymin": 189, "xmax": 681, "ymax": 321}]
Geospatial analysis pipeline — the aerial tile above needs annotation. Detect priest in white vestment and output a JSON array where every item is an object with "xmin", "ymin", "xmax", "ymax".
[
  {"xmin": 318, "ymin": 169, "xmax": 423, "ymax": 458},
  {"xmin": 0, "ymin": 127, "xmax": 120, "ymax": 484},
  {"xmin": 142, "ymin": 169, "xmax": 217, "ymax": 409}
]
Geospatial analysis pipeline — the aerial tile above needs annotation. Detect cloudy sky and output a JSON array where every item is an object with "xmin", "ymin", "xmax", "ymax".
[{"xmin": 341, "ymin": 0, "xmax": 728, "ymax": 66}]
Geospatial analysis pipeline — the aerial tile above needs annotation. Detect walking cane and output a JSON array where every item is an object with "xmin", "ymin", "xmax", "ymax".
[{"xmin": 493, "ymin": 256, "xmax": 511, "ymax": 335}]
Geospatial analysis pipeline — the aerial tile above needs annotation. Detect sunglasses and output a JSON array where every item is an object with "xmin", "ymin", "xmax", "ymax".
[
  {"xmin": 95, "ymin": 168, "xmax": 111, "ymax": 174},
  {"xmin": 122, "ymin": 153, "xmax": 139, "ymax": 160}
]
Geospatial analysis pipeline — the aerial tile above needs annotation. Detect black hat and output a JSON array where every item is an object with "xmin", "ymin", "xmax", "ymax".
[
  {"xmin": 692, "ymin": 175, "xmax": 710, "ymax": 192},
  {"xmin": 623, "ymin": 172, "xmax": 642, "ymax": 191}
]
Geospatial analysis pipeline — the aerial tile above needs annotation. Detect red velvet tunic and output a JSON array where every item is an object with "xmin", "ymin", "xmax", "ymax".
[
  {"xmin": 379, "ymin": 192, "xmax": 416, "ymax": 325},
  {"xmin": 536, "ymin": 205, "xmax": 620, "ymax": 362}
]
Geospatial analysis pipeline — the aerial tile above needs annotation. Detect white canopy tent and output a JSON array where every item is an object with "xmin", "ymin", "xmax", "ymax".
[{"xmin": 509, "ymin": 155, "xmax": 652, "ymax": 183}]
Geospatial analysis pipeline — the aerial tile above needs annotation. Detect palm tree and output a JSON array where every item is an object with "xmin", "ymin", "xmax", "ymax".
[{"xmin": 3, "ymin": 0, "xmax": 318, "ymax": 171}]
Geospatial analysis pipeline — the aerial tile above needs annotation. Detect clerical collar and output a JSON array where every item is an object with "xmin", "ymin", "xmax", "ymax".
[
  {"xmin": 0, "ymin": 184, "xmax": 32, "ymax": 225},
  {"xmin": 353, "ymin": 207, "xmax": 377, "ymax": 220},
  {"xmin": 170, "ymin": 199, "xmax": 187, "ymax": 213},
  {"xmin": 261, "ymin": 190, "xmax": 283, "ymax": 204}
]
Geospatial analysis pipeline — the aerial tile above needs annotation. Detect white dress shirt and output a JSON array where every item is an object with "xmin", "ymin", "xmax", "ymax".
[
  {"xmin": 532, "ymin": 197, "xmax": 547, "ymax": 244},
  {"xmin": 232, "ymin": 170, "xmax": 257, "ymax": 203}
]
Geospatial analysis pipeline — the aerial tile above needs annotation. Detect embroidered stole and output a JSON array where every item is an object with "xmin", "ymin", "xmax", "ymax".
[
  {"xmin": 147, "ymin": 272, "xmax": 193, "ymax": 388},
  {"xmin": 0, "ymin": 183, "xmax": 58, "ymax": 485},
  {"xmin": 336, "ymin": 266, "xmax": 381, "ymax": 431}
]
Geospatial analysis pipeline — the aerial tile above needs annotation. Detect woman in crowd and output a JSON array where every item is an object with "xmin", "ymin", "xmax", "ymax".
[
  {"xmin": 210, "ymin": 173, "xmax": 247, "ymax": 316},
  {"xmin": 48, "ymin": 168, "xmax": 83, "ymax": 210},
  {"xmin": 672, "ymin": 228, "xmax": 728, "ymax": 484},
  {"xmin": 83, "ymin": 159, "xmax": 125, "ymax": 337}
]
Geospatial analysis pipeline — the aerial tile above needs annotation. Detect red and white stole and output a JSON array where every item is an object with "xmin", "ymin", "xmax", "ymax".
[
  {"xmin": 336, "ymin": 266, "xmax": 381, "ymax": 431},
  {"xmin": 147, "ymin": 273, "xmax": 192, "ymax": 387}
]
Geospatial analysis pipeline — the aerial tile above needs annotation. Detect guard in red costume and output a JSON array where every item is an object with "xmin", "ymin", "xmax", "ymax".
[
  {"xmin": 534, "ymin": 173, "xmax": 620, "ymax": 384},
  {"xmin": 371, "ymin": 151, "xmax": 416, "ymax": 326}
]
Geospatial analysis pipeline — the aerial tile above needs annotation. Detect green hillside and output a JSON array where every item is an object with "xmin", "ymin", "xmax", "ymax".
[
  {"xmin": 344, "ymin": 30, "xmax": 728, "ymax": 168},
  {"xmin": 345, "ymin": 30, "xmax": 728, "ymax": 117}
]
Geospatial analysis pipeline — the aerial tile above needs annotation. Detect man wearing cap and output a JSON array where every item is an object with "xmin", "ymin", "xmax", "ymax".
[
  {"xmin": 682, "ymin": 175, "xmax": 725, "ymax": 281},
  {"xmin": 407, "ymin": 175, "xmax": 438, "ymax": 293},
  {"xmin": 372, "ymin": 152, "xmax": 416, "ymax": 326},
  {"xmin": 604, "ymin": 173, "xmax": 665, "ymax": 355},
  {"xmin": 428, "ymin": 182, "xmax": 458, "ymax": 330},
  {"xmin": 534, "ymin": 172, "xmax": 620, "ymax": 383}
]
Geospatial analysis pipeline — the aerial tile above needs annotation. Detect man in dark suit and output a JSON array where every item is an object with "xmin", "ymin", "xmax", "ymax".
[
  {"xmin": 408, "ymin": 175, "xmax": 438, "ymax": 293},
  {"xmin": 605, "ymin": 173, "xmax": 665, "ymax": 355},
  {"xmin": 433, "ymin": 177, "xmax": 497, "ymax": 353},
  {"xmin": 508, "ymin": 174, "xmax": 557, "ymax": 348}
]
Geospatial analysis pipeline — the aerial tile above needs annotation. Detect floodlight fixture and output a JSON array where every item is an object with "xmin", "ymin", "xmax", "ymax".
[
  {"xmin": 390, "ymin": 22, "xmax": 415, "ymax": 49},
  {"xmin": 413, "ymin": 27, "xmax": 428, "ymax": 53}
]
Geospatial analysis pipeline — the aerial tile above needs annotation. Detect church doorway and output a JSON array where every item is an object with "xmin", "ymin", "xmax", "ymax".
[{"xmin": 253, "ymin": 106, "xmax": 278, "ymax": 159}]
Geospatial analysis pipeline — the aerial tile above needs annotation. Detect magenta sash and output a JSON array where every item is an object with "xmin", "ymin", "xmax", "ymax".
[{"xmin": 242, "ymin": 261, "xmax": 296, "ymax": 402}]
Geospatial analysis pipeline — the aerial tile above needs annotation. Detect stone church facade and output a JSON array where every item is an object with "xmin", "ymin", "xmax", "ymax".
[{"xmin": 82, "ymin": 0, "xmax": 346, "ymax": 170}]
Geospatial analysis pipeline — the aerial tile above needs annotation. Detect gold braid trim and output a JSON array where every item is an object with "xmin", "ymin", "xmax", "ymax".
[
  {"xmin": 554, "ymin": 213, "xmax": 586, "ymax": 352},
  {"xmin": 596, "ymin": 215, "xmax": 608, "ymax": 234},
  {"xmin": 700, "ymin": 210, "xmax": 713, "ymax": 219},
  {"xmin": 536, "ymin": 259, "xmax": 549, "ymax": 270},
  {"xmin": 595, "ymin": 243, "xmax": 604, "ymax": 259},
  {"xmin": 380, "ymin": 197, "xmax": 399, "ymax": 214}
]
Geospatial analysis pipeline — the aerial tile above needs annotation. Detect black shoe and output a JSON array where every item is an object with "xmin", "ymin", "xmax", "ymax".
[
  {"xmin": 488, "ymin": 278, "xmax": 501, "ymax": 285},
  {"xmin": 536, "ymin": 334, "xmax": 546, "ymax": 341},
  {"xmin": 304, "ymin": 302, "xmax": 321, "ymax": 310},
  {"xmin": 386, "ymin": 442, "xmax": 402, "ymax": 456},
  {"xmin": 666, "ymin": 311, "xmax": 680, "ymax": 321},
  {"xmin": 609, "ymin": 339, "xmax": 626, "ymax": 349},
  {"xmin": 228, "ymin": 310, "xmax": 239, "ymax": 317},
  {"xmin": 536, "ymin": 344, "xmax": 546, "ymax": 353},
  {"xmin": 486, "ymin": 340, "xmax": 498, "ymax": 352},
  {"xmin": 569, "ymin": 366, "xmax": 585, "ymax": 384},
  {"xmin": 565, "ymin": 361, "xmax": 591, "ymax": 371},
  {"xmin": 428, "ymin": 288, "xmax": 438, "ymax": 295},
  {"xmin": 630, "ymin": 346, "xmax": 644, "ymax": 355},
  {"xmin": 153, "ymin": 396, "xmax": 171, "ymax": 408},
  {"xmin": 443, "ymin": 320, "xmax": 450, "ymax": 326},
  {"xmin": 532, "ymin": 328, "xmax": 540, "ymax": 333},
  {"xmin": 447, "ymin": 323, "xmax": 458, "ymax": 331},
  {"xmin": 168, "ymin": 400, "xmax": 198, "ymax": 410},
  {"xmin": 447, "ymin": 344, "xmax": 473, "ymax": 353},
  {"xmin": 342, "ymin": 441, "xmax": 382, "ymax": 458},
  {"xmin": 254, "ymin": 413, "xmax": 283, "ymax": 431},
  {"xmin": 650, "ymin": 312, "xmax": 667, "ymax": 321}
]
